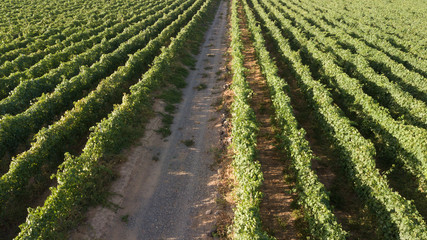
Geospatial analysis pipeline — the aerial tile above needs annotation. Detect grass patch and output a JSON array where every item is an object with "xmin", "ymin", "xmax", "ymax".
[
  {"xmin": 212, "ymin": 96, "xmax": 223, "ymax": 110},
  {"xmin": 169, "ymin": 66, "xmax": 188, "ymax": 89},
  {"xmin": 156, "ymin": 127, "xmax": 171, "ymax": 138},
  {"xmin": 181, "ymin": 53, "xmax": 197, "ymax": 69},
  {"xmin": 215, "ymin": 196, "xmax": 228, "ymax": 208},
  {"xmin": 195, "ymin": 83, "xmax": 208, "ymax": 91},
  {"xmin": 258, "ymin": 102, "xmax": 267, "ymax": 114},
  {"xmin": 201, "ymin": 73, "xmax": 209, "ymax": 78},
  {"xmin": 164, "ymin": 104, "xmax": 176, "ymax": 114},
  {"xmin": 211, "ymin": 147, "xmax": 222, "ymax": 161},
  {"xmin": 275, "ymin": 216, "xmax": 288, "ymax": 230},
  {"xmin": 160, "ymin": 88, "xmax": 182, "ymax": 104},
  {"xmin": 121, "ymin": 215, "xmax": 129, "ymax": 223},
  {"xmin": 160, "ymin": 113, "xmax": 174, "ymax": 125},
  {"xmin": 209, "ymin": 146, "xmax": 224, "ymax": 170},
  {"xmin": 156, "ymin": 112, "xmax": 174, "ymax": 138},
  {"xmin": 181, "ymin": 139, "xmax": 195, "ymax": 147}
]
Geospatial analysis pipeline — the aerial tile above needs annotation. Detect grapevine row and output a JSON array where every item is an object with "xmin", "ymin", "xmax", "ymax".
[
  {"xmin": 0, "ymin": 0, "xmax": 137, "ymax": 52},
  {"xmin": 275, "ymin": 5, "xmax": 427, "ymax": 129},
  {"xmin": 250, "ymin": 0, "xmax": 427, "ymax": 238},
  {"xmin": 283, "ymin": 0, "xmax": 427, "ymax": 103},
  {"xmin": 229, "ymin": 0, "xmax": 271, "ymax": 238},
  {"xmin": 241, "ymin": 0, "xmax": 346, "ymax": 238},
  {"xmin": 0, "ymin": 0, "xmax": 155, "ymax": 66},
  {"xmin": 0, "ymin": 2, "xmax": 160, "ymax": 100},
  {"xmin": 0, "ymin": 0, "xmax": 201, "ymax": 229},
  {"xmin": 289, "ymin": 0, "xmax": 427, "ymax": 79},
  {"xmin": 264, "ymin": 0, "xmax": 427, "ymax": 193},
  {"xmin": 298, "ymin": 0, "xmax": 427, "ymax": 59},
  {"xmin": 0, "ymin": 0, "xmax": 175, "ymax": 116},
  {"xmin": 14, "ymin": 0, "xmax": 218, "ymax": 238},
  {"xmin": 0, "ymin": 0, "xmax": 124, "ymax": 55},
  {"xmin": 0, "ymin": 17, "xmax": 117, "ymax": 73},
  {"xmin": 0, "ymin": 0, "xmax": 191, "ymax": 166}
]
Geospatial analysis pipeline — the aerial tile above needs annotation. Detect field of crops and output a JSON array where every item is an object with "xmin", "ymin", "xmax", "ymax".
[
  {"xmin": 229, "ymin": 0, "xmax": 427, "ymax": 239},
  {"xmin": 0, "ymin": 0, "xmax": 219, "ymax": 238},
  {"xmin": 1, "ymin": 0, "xmax": 426, "ymax": 238}
]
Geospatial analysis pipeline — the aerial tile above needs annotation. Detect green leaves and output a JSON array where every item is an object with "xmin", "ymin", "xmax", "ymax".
[
  {"xmin": 229, "ymin": 1, "xmax": 271, "ymax": 238},
  {"xmin": 250, "ymin": 0, "xmax": 427, "ymax": 238},
  {"xmin": 273, "ymin": 0, "xmax": 427, "ymax": 193},
  {"xmin": 14, "ymin": 0, "xmax": 218, "ymax": 238},
  {"xmin": 242, "ymin": 0, "xmax": 346, "ymax": 239}
]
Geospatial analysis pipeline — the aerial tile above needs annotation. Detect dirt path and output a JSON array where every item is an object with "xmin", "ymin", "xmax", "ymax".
[{"xmin": 70, "ymin": 1, "xmax": 228, "ymax": 239}]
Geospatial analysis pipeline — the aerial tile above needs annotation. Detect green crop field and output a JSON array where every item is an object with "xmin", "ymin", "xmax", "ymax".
[
  {"xmin": 0, "ymin": 0, "xmax": 219, "ymax": 238},
  {"xmin": 0, "ymin": 0, "xmax": 426, "ymax": 239},
  {"xmin": 228, "ymin": 0, "xmax": 427, "ymax": 239}
]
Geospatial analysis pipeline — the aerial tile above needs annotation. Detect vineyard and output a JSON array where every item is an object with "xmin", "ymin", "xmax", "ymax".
[
  {"xmin": 0, "ymin": 0, "xmax": 426, "ymax": 239},
  {"xmin": 0, "ymin": 0, "xmax": 220, "ymax": 238},
  {"xmin": 228, "ymin": 0, "xmax": 427, "ymax": 239}
]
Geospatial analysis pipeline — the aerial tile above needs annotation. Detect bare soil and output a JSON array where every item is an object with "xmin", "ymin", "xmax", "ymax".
[{"xmin": 70, "ymin": 1, "xmax": 229, "ymax": 239}]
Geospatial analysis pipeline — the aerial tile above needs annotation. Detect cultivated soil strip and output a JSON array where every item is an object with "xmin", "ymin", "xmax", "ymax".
[
  {"xmin": 71, "ymin": 1, "xmax": 228, "ymax": 239},
  {"xmin": 238, "ymin": 5, "xmax": 299, "ymax": 239}
]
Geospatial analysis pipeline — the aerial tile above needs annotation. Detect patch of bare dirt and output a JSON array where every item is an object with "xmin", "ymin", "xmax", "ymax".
[
  {"xmin": 210, "ymin": 3, "xmax": 236, "ymax": 237},
  {"xmin": 213, "ymin": 82, "xmax": 235, "ymax": 239}
]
